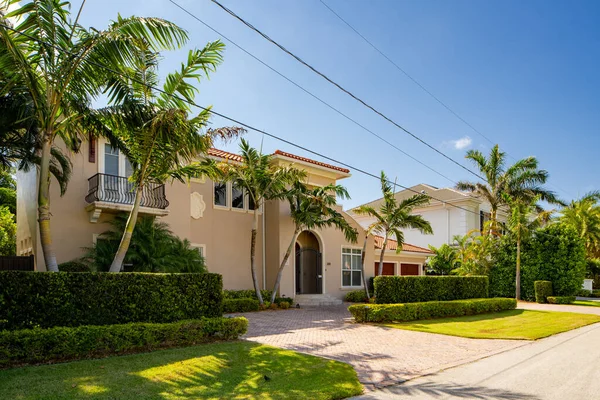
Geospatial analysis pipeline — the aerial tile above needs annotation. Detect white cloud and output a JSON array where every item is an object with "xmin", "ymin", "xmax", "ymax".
[{"xmin": 452, "ymin": 136, "xmax": 472, "ymax": 150}]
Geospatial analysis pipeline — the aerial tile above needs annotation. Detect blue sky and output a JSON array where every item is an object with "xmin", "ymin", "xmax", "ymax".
[{"xmin": 74, "ymin": 0, "xmax": 600, "ymax": 208}]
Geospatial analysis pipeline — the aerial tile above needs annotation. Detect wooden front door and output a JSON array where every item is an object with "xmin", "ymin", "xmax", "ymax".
[
  {"xmin": 400, "ymin": 263, "xmax": 420, "ymax": 276},
  {"xmin": 374, "ymin": 262, "xmax": 395, "ymax": 276}
]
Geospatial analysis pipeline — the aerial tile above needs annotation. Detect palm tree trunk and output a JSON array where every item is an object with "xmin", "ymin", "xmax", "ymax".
[
  {"xmin": 360, "ymin": 235, "xmax": 370, "ymax": 299},
  {"xmin": 270, "ymin": 227, "xmax": 300, "ymax": 303},
  {"xmin": 251, "ymin": 208, "xmax": 264, "ymax": 304},
  {"xmin": 378, "ymin": 236, "xmax": 388, "ymax": 276},
  {"xmin": 515, "ymin": 237, "xmax": 521, "ymax": 300},
  {"xmin": 38, "ymin": 133, "xmax": 59, "ymax": 272},
  {"xmin": 109, "ymin": 185, "xmax": 143, "ymax": 272},
  {"xmin": 489, "ymin": 208, "xmax": 497, "ymax": 236}
]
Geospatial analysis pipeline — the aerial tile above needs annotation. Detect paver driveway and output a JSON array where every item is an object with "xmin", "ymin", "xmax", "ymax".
[{"xmin": 238, "ymin": 305, "xmax": 525, "ymax": 387}]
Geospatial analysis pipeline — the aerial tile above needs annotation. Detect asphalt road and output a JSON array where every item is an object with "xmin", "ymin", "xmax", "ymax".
[{"xmin": 355, "ymin": 322, "xmax": 600, "ymax": 400}]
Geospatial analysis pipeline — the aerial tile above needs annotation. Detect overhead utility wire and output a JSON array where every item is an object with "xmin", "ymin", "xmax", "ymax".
[
  {"xmin": 166, "ymin": 0, "xmax": 458, "ymax": 185},
  {"xmin": 0, "ymin": 21, "xmax": 487, "ymax": 219},
  {"xmin": 319, "ymin": 0, "xmax": 575, "ymax": 199},
  {"xmin": 207, "ymin": 0, "xmax": 487, "ymax": 182}
]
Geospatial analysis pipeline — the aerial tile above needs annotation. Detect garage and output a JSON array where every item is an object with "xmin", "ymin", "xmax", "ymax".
[
  {"xmin": 400, "ymin": 263, "xmax": 420, "ymax": 276},
  {"xmin": 374, "ymin": 262, "xmax": 395, "ymax": 276}
]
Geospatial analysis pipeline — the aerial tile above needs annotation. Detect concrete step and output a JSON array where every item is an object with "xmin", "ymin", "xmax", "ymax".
[{"xmin": 294, "ymin": 294, "xmax": 343, "ymax": 307}]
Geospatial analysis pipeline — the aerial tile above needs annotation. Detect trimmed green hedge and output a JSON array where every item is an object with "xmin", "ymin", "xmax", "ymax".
[
  {"xmin": 0, "ymin": 317, "xmax": 247, "ymax": 368},
  {"xmin": 547, "ymin": 296, "xmax": 576, "ymax": 304},
  {"xmin": 374, "ymin": 276, "xmax": 489, "ymax": 304},
  {"xmin": 534, "ymin": 281, "xmax": 553, "ymax": 304},
  {"xmin": 223, "ymin": 298, "xmax": 260, "ymax": 313},
  {"xmin": 345, "ymin": 290, "xmax": 368, "ymax": 303},
  {"xmin": 0, "ymin": 271, "xmax": 223, "ymax": 330},
  {"xmin": 58, "ymin": 261, "xmax": 91, "ymax": 272},
  {"xmin": 223, "ymin": 289, "xmax": 273, "ymax": 300},
  {"xmin": 576, "ymin": 289, "xmax": 600, "ymax": 298},
  {"xmin": 349, "ymin": 298, "xmax": 516, "ymax": 323},
  {"xmin": 273, "ymin": 297, "xmax": 294, "ymax": 307}
]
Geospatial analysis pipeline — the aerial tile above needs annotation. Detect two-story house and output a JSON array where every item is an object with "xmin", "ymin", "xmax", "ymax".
[
  {"xmin": 349, "ymin": 184, "xmax": 507, "ymax": 250},
  {"xmin": 17, "ymin": 138, "xmax": 432, "ymax": 304}
]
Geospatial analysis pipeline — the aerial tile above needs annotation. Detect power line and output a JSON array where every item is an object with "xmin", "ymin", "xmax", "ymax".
[
  {"xmin": 166, "ymin": 0, "xmax": 459, "ymax": 185},
  {"xmin": 207, "ymin": 0, "xmax": 487, "ymax": 182},
  {"xmin": 318, "ymin": 0, "xmax": 576, "ymax": 200},
  {"xmin": 1, "ymin": 21, "xmax": 565, "ymax": 242}
]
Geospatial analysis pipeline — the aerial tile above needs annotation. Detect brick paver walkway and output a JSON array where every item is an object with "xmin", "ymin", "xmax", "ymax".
[{"xmin": 238, "ymin": 306, "xmax": 525, "ymax": 387}]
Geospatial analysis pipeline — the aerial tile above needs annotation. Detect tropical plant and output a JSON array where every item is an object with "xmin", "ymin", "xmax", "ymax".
[
  {"xmin": 0, "ymin": 205, "xmax": 15, "ymax": 255},
  {"xmin": 353, "ymin": 171, "xmax": 433, "ymax": 277},
  {"xmin": 456, "ymin": 144, "xmax": 563, "ymax": 234},
  {"xmin": 219, "ymin": 139, "xmax": 305, "ymax": 304},
  {"xmin": 452, "ymin": 223, "xmax": 500, "ymax": 276},
  {"xmin": 270, "ymin": 182, "xmax": 358, "ymax": 303},
  {"xmin": 559, "ymin": 191, "xmax": 600, "ymax": 259},
  {"xmin": 0, "ymin": 166, "xmax": 15, "ymax": 214},
  {"xmin": 82, "ymin": 214, "xmax": 206, "ymax": 273},
  {"xmin": 427, "ymin": 243, "xmax": 458, "ymax": 275},
  {"xmin": 0, "ymin": 0, "xmax": 190, "ymax": 271},
  {"xmin": 504, "ymin": 195, "xmax": 546, "ymax": 300},
  {"xmin": 100, "ymin": 36, "xmax": 244, "ymax": 272}
]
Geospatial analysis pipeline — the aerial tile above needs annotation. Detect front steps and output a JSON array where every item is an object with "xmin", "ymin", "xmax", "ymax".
[{"xmin": 294, "ymin": 294, "xmax": 343, "ymax": 307}]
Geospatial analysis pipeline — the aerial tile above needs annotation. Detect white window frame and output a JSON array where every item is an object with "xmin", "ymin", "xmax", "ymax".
[
  {"xmin": 191, "ymin": 243, "xmax": 206, "ymax": 258},
  {"xmin": 212, "ymin": 181, "xmax": 262, "ymax": 214},
  {"xmin": 213, "ymin": 181, "xmax": 230, "ymax": 210},
  {"xmin": 230, "ymin": 183, "xmax": 246, "ymax": 213},
  {"xmin": 341, "ymin": 246, "xmax": 364, "ymax": 288},
  {"xmin": 98, "ymin": 140, "xmax": 131, "ymax": 177}
]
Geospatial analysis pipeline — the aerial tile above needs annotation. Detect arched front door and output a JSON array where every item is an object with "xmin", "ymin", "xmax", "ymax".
[{"xmin": 295, "ymin": 231, "xmax": 322, "ymax": 294}]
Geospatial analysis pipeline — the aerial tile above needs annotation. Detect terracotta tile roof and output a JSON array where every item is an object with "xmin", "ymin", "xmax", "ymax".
[
  {"xmin": 373, "ymin": 235, "xmax": 433, "ymax": 254},
  {"xmin": 207, "ymin": 148, "xmax": 243, "ymax": 163},
  {"xmin": 207, "ymin": 147, "xmax": 350, "ymax": 174},
  {"xmin": 273, "ymin": 150, "xmax": 350, "ymax": 174}
]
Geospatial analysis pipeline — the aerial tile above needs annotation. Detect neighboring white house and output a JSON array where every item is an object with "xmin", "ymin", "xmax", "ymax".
[{"xmin": 349, "ymin": 184, "xmax": 507, "ymax": 249}]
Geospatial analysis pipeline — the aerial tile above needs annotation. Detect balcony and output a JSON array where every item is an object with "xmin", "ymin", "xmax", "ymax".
[{"xmin": 85, "ymin": 173, "xmax": 169, "ymax": 222}]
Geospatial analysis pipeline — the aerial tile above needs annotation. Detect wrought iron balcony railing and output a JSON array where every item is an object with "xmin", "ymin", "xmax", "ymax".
[{"xmin": 85, "ymin": 173, "xmax": 169, "ymax": 210}]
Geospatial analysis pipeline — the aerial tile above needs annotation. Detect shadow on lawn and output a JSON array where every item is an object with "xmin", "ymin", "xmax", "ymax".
[
  {"xmin": 363, "ymin": 380, "xmax": 541, "ymax": 400},
  {"xmin": 0, "ymin": 341, "xmax": 362, "ymax": 399}
]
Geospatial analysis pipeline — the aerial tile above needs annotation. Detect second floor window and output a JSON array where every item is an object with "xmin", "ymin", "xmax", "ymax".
[
  {"xmin": 232, "ymin": 184, "xmax": 244, "ymax": 209},
  {"xmin": 214, "ymin": 182, "xmax": 227, "ymax": 207},
  {"xmin": 104, "ymin": 145, "xmax": 119, "ymax": 176}
]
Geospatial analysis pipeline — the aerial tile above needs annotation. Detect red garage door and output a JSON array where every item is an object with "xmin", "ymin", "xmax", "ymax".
[
  {"xmin": 400, "ymin": 263, "xmax": 420, "ymax": 276},
  {"xmin": 374, "ymin": 262, "xmax": 395, "ymax": 276}
]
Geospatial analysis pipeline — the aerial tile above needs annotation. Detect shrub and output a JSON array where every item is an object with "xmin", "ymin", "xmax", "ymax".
[
  {"xmin": 223, "ymin": 289, "xmax": 273, "ymax": 301},
  {"xmin": 58, "ymin": 260, "xmax": 91, "ymax": 272},
  {"xmin": 349, "ymin": 298, "xmax": 516, "ymax": 323},
  {"xmin": 576, "ymin": 289, "xmax": 593, "ymax": 297},
  {"xmin": 0, "ymin": 317, "xmax": 247, "ymax": 368},
  {"xmin": 534, "ymin": 281, "xmax": 553, "ymax": 304},
  {"xmin": 269, "ymin": 302, "xmax": 278, "ymax": 310},
  {"xmin": 344, "ymin": 290, "xmax": 368, "ymax": 303},
  {"xmin": 273, "ymin": 297, "xmax": 294, "ymax": 307},
  {"xmin": 0, "ymin": 271, "xmax": 223, "ymax": 330},
  {"xmin": 547, "ymin": 296, "xmax": 576, "ymax": 304},
  {"xmin": 223, "ymin": 298, "xmax": 259, "ymax": 313},
  {"xmin": 374, "ymin": 276, "xmax": 489, "ymax": 304},
  {"xmin": 490, "ymin": 224, "xmax": 586, "ymax": 301},
  {"xmin": 279, "ymin": 301, "xmax": 290, "ymax": 310}
]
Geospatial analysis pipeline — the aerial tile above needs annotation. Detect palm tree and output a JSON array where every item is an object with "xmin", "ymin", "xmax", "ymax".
[
  {"xmin": 560, "ymin": 191, "xmax": 600, "ymax": 259},
  {"xmin": 505, "ymin": 195, "xmax": 546, "ymax": 300},
  {"xmin": 456, "ymin": 145, "xmax": 563, "ymax": 235},
  {"xmin": 0, "ymin": 0, "xmax": 188, "ymax": 271},
  {"xmin": 219, "ymin": 139, "xmax": 305, "ymax": 305},
  {"xmin": 427, "ymin": 243, "xmax": 458, "ymax": 275},
  {"xmin": 354, "ymin": 171, "xmax": 433, "ymax": 277},
  {"xmin": 101, "ymin": 39, "xmax": 244, "ymax": 272},
  {"xmin": 270, "ymin": 182, "xmax": 358, "ymax": 303}
]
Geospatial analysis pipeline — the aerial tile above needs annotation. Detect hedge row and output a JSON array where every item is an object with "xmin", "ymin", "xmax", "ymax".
[
  {"xmin": 0, "ymin": 272, "xmax": 223, "ymax": 330},
  {"xmin": 224, "ymin": 298, "xmax": 260, "ymax": 313},
  {"xmin": 0, "ymin": 317, "xmax": 248, "ymax": 368},
  {"xmin": 374, "ymin": 276, "xmax": 489, "ymax": 304},
  {"xmin": 576, "ymin": 289, "xmax": 600, "ymax": 298},
  {"xmin": 344, "ymin": 290, "xmax": 368, "ymax": 303},
  {"xmin": 349, "ymin": 298, "xmax": 516, "ymax": 323},
  {"xmin": 223, "ymin": 289, "xmax": 273, "ymax": 300},
  {"xmin": 534, "ymin": 281, "xmax": 553, "ymax": 304},
  {"xmin": 547, "ymin": 296, "xmax": 576, "ymax": 304}
]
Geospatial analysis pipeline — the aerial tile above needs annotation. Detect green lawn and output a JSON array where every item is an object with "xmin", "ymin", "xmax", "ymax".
[
  {"xmin": 0, "ymin": 341, "xmax": 362, "ymax": 400},
  {"xmin": 573, "ymin": 300, "xmax": 600, "ymax": 307},
  {"xmin": 384, "ymin": 310, "xmax": 600, "ymax": 340}
]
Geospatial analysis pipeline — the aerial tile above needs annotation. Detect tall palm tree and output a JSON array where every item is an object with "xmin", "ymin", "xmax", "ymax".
[
  {"xmin": 270, "ymin": 182, "xmax": 358, "ymax": 303},
  {"xmin": 354, "ymin": 171, "xmax": 433, "ymax": 277},
  {"xmin": 101, "ymin": 39, "xmax": 244, "ymax": 272},
  {"xmin": 0, "ymin": 0, "xmax": 188, "ymax": 271},
  {"xmin": 219, "ymin": 139, "xmax": 305, "ymax": 305},
  {"xmin": 456, "ymin": 145, "xmax": 563, "ymax": 235},
  {"xmin": 560, "ymin": 191, "xmax": 600, "ymax": 259}
]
